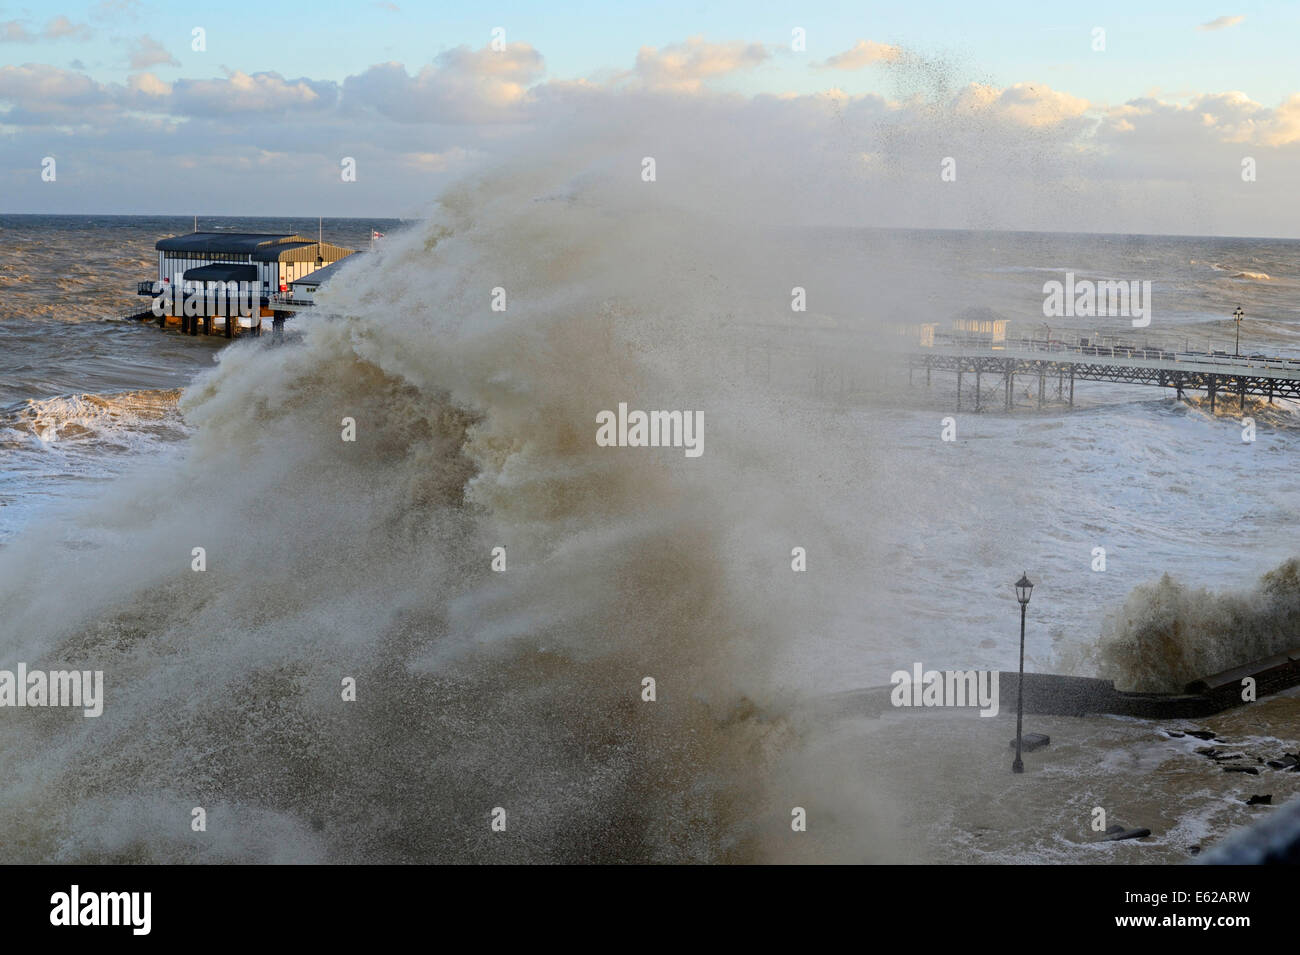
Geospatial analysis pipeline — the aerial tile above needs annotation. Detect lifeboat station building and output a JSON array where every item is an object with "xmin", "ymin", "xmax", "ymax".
[{"xmin": 137, "ymin": 232, "xmax": 355, "ymax": 337}]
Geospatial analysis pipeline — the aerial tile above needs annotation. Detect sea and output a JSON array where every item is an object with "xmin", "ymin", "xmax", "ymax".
[{"xmin": 1, "ymin": 203, "xmax": 1299, "ymax": 863}]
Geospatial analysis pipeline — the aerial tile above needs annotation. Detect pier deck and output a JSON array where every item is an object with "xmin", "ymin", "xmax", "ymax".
[{"xmin": 904, "ymin": 338, "xmax": 1300, "ymax": 411}]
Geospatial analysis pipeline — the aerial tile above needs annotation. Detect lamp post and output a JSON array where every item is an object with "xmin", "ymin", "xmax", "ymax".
[
  {"xmin": 1012, "ymin": 573, "xmax": 1034, "ymax": 774},
  {"xmin": 1234, "ymin": 306, "xmax": 1244, "ymax": 357}
]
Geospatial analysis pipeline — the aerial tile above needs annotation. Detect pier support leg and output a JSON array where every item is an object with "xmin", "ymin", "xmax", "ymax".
[
  {"xmin": 1268, "ymin": 382, "xmax": 1273, "ymax": 405},
  {"xmin": 975, "ymin": 370, "xmax": 981, "ymax": 412},
  {"xmin": 180, "ymin": 313, "xmax": 190, "ymax": 334},
  {"xmin": 189, "ymin": 313, "xmax": 199, "ymax": 336},
  {"xmin": 272, "ymin": 311, "xmax": 287, "ymax": 344},
  {"xmin": 956, "ymin": 369, "xmax": 962, "ymax": 411},
  {"xmin": 203, "ymin": 314, "xmax": 213, "ymax": 336},
  {"xmin": 926, "ymin": 361, "xmax": 931, "ymax": 387},
  {"xmin": 1038, "ymin": 367, "xmax": 1045, "ymax": 409},
  {"xmin": 1239, "ymin": 377, "xmax": 1246, "ymax": 411},
  {"xmin": 1209, "ymin": 380, "xmax": 1216, "ymax": 413},
  {"xmin": 1069, "ymin": 368, "xmax": 1074, "ymax": 407},
  {"xmin": 225, "ymin": 313, "xmax": 233, "ymax": 339},
  {"xmin": 1176, "ymin": 376, "xmax": 1183, "ymax": 401}
]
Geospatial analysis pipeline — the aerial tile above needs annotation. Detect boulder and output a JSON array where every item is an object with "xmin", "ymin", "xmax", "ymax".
[
  {"xmin": 1105, "ymin": 827, "xmax": 1152, "ymax": 841},
  {"xmin": 1009, "ymin": 733, "xmax": 1050, "ymax": 752}
]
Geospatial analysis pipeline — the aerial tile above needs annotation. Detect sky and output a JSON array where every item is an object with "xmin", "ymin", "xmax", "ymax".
[{"xmin": 2, "ymin": 1, "xmax": 1299, "ymax": 235}]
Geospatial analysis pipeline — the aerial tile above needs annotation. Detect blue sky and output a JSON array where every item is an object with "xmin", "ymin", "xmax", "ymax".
[
  {"xmin": 16, "ymin": 0, "xmax": 1294, "ymax": 104},
  {"xmin": 2, "ymin": 1, "xmax": 1299, "ymax": 234}
]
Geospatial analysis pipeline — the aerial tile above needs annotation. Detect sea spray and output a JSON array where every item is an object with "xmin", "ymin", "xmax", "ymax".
[
  {"xmin": 1094, "ymin": 559, "xmax": 1300, "ymax": 693},
  {"xmin": 0, "ymin": 148, "xmax": 900, "ymax": 862}
]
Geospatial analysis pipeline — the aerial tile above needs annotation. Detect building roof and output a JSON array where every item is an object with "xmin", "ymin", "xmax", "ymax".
[
  {"xmin": 157, "ymin": 232, "xmax": 306, "ymax": 254},
  {"xmin": 156, "ymin": 232, "xmax": 356, "ymax": 262},
  {"xmin": 182, "ymin": 264, "xmax": 259, "ymax": 283},
  {"xmin": 290, "ymin": 252, "xmax": 361, "ymax": 288}
]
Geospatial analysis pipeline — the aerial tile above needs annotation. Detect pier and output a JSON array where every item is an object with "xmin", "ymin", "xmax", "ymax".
[{"xmin": 907, "ymin": 337, "xmax": 1300, "ymax": 411}]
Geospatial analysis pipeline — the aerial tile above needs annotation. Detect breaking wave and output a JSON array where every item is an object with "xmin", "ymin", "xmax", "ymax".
[
  {"xmin": 0, "ymin": 143, "xmax": 895, "ymax": 862},
  {"xmin": 1094, "ymin": 559, "xmax": 1300, "ymax": 693}
]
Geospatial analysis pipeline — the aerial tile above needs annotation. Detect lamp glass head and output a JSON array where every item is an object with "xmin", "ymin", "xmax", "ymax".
[{"xmin": 1015, "ymin": 573, "xmax": 1033, "ymax": 606}]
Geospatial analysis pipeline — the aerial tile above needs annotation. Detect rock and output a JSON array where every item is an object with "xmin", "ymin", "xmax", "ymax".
[
  {"xmin": 1223, "ymin": 766, "xmax": 1260, "ymax": 775},
  {"xmin": 1246, "ymin": 794, "xmax": 1272, "ymax": 806},
  {"xmin": 1195, "ymin": 747, "xmax": 1219, "ymax": 757},
  {"xmin": 1211, "ymin": 753, "xmax": 1245, "ymax": 762},
  {"xmin": 1009, "ymin": 733, "xmax": 1050, "ymax": 752},
  {"xmin": 1105, "ymin": 827, "xmax": 1152, "ymax": 841},
  {"xmin": 1166, "ymin": 730, "xmax": 1186, "ymax": 738},
  {"xmin": 1188, "ymin": 845, "xmax": 1201, "ymax": 855},
  {"xmin": 1187, "ymin": 729, "xmax": 1217, "ymax": 740}
]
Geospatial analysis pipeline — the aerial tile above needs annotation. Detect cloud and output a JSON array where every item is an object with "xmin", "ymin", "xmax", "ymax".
[
  {"xmin": 127, "ymin": 35, "xmax": 180, "ymax": 70},
  {"xmin": 1198, "ymin": 15, "xmax": 1245, "ymax": 31},
  {"xmin": 373, "ymin": 1, "xmax": 400, "ymax": 10},
  {"xmin": 815, "ymin": 40, "xmax": 904, "ymax": 70},
  {"xmin": 4, "ymin": 33, "xmax": 1300, "ymax": 233},
  {"xmin": 172, "ymin": 70, "xmax": 337, "ymax": 115},
  {"xmin": 91, "ymin": 0, "xmax": 143, "ymax": 20},
  {"xmin": 127, "ymin": 72, "xmax": 171, "ymax": 97},
  {"xmin": 0, "ymin": 16, "xmax": 91, "ymax": 42},
  {"xmin": 631, "ymin": 36, "xmax": 770, "ymax": 91},
  {"xmin": 952, "ymin": 81, "xmax": 1091, "ymax": 127},
  {"xmin": 342, "ymin": 44, "xmax": 544, "ymax": 122},
  {"xmin": 1104, "ymin": 89, "xmax": 1300, "ymax": 148}
]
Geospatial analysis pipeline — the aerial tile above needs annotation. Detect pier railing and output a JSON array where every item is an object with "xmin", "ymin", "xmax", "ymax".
[{"xmin": 926, "ymin": 335, "xmax": 1300, "ymax": 373}]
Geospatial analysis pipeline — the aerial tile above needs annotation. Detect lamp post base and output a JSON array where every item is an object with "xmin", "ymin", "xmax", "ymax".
[{"xmin": 1012, "ymin": 758, "xmax": 1024, "ymax": 774}]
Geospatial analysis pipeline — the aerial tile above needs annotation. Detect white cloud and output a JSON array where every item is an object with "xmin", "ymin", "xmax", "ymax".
[
  {"xmin": 815, "ymin": 40, "xmax": 903, "ymax": 70},
  {"xmin": 630, "ymin": 36, "xmax": 769, "ymax": 91},
  {"xmin": 1198, "ymin": 15, "xmax": 1245, "ymax": 31},
  {"xmin": 127, "ymin": 35, "xmax": 179, "ymax": 70},
  {"xmin": 952, "ymin": 82, "xmax": 1091, "ymax": 127},
  {"xmin": 342, "ymin": 44, "xmax": 544, "ymax": 123},
  {"xmin": 173, "ymin": 70, "xmax": 337, "ymax": 115},
  {"xmin": 0, "ymin": 15, "xmax": 91, "ymax": 42}
]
